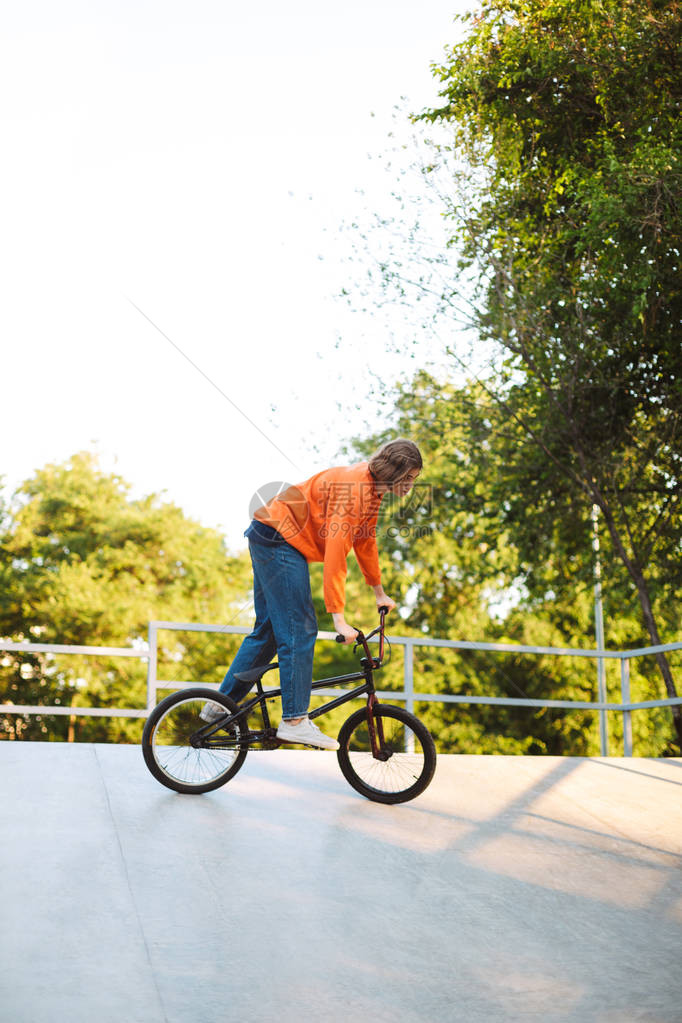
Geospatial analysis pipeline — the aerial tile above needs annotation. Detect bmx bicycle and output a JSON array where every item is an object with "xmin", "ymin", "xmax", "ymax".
[{"xmin": 142, "ymin": 608, "xmax": 436, "ymax": 804}]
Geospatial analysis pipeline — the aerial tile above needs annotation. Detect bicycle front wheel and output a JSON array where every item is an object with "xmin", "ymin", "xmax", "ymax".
[
  {"xmin": 337, "ymin": 704, "xmax": 436, "ymax": 804},
  {"xmin": 142, "ymin": 688, "xmax": 248, "ymax": 794}
]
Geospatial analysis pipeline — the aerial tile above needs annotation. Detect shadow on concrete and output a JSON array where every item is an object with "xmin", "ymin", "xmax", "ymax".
[{"xmin": 1, "ymin": 743, "xmax": 680, "ymax": 1023}]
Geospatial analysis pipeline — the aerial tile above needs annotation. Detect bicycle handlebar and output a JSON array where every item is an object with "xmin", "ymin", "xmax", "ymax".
[{"xmin": 334, "ymin": 606, "xmax": 389, "ymax": 664}]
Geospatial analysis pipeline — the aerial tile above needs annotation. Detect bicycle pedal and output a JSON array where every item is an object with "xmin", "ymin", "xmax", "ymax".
[{"xmin": 260, "ymin": 728, "xmax": 281, "ymax": 750}]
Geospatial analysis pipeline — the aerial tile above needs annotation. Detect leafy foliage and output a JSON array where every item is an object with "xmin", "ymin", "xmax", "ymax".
[
  {"xmin": 0, "ymin": 453, "xmax": 251, "ymax": 742},
  {"xmin": 342, "ymin": 0, "xmax": 682, "ymax": 751},
  {"xmin": 351, "ymin": 372, "xmax": 681, "ymax": 755}
]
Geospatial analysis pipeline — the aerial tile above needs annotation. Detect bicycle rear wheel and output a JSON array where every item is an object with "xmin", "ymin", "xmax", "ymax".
[
  {"xmin": 336, "ymin": 704, "xmax": 436, "ymax": 804},
  {"xmin": 142, "ymin": 688, "xmax": 248, "ymax": 794}
]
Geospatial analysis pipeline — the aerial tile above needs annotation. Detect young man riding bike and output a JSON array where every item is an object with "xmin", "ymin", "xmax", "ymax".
[{"xmin": 201, "ymin": 438, "xmax": 422, "ymax": 750}]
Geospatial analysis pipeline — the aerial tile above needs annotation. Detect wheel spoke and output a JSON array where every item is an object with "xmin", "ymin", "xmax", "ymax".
[
  {"xmin": 339, "ymin": 706, "xmax": 435, "ymax": 802},
  {"xmin": 150, "ymin": 697, "xmax": 241, "ymax": 787}
]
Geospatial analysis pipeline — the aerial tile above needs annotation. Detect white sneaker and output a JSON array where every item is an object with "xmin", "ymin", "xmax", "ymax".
[
  {"xmin": 276, "ymin": 716, "xmax": 340, "ymax": 751},
  {"xmin": 199, "ymin": 700, "xmax": 227, "ymax": 723}
]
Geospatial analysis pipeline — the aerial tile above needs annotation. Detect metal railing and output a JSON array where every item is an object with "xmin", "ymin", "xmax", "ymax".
[
  {"xmin": 0, "ymin": 639, "xmax": 150, "ymax": 718},
  {"xmin": 2, "ymin": 622, "xmax": 682, "ymax": 756}
]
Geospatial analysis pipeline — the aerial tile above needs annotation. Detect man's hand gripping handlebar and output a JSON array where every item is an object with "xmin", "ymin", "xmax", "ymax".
[{"xmin": 335, "ymin": 605, "xmax": 389, "ymax": 666}]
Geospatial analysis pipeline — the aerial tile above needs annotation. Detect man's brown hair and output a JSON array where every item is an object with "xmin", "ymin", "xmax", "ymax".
[{"xmin": 368, "ymin": 439, "xmax": 423, "ymax": 484}]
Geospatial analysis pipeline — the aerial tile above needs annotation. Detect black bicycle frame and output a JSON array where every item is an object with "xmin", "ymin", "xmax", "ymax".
[
  {"xmin": 198, "ymin": 609, "xmax": 389, "ymax": 752},
  {"xmin": 226, "ymin": 666, "xmax": 372, "ymax": 735}
]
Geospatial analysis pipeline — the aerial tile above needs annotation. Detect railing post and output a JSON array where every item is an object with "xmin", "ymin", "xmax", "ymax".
[
  {"xmin": 146, "ymin": 623, "xmax": 158, "ymax": 712},
  {"xmin": 592, "ymin": 506, "xmax": 609, "ymax": 757},
  {"xmin": 404, "ymin": 640, "xmax": 415, "ymax": 715},
  {"xmin": 404, "ymin": 641, "xmax": 415, "ymax": 753},
  {"xmin": 620, "ymin": 657, "xmax": 633, "ymax": 757},
  {"xmin": 597, "ymin": 659, "xmax": 609, "ymax": 757}
]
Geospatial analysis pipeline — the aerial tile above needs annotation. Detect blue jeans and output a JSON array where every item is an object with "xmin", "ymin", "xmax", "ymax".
[{"xmin": 219, "ymin": 522, "xmax": 318, "ymax": 719}]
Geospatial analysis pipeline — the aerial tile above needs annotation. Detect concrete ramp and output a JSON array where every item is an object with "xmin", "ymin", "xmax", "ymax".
[{"xmin": 1, "ymin": 743, "xmax": 681, "ymax": 1023}]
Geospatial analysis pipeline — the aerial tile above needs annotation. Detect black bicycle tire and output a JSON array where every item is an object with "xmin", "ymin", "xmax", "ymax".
[
  {"xmin": 142, "ymin": 688, "xmax": 248, "ymax": 794},
  {"xmin": 336, "ymin": 704, "xmax": 437, "ymax": 804}
]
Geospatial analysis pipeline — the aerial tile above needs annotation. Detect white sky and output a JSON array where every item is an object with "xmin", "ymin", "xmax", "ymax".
[{"xmin": 1, "ymin": 0, "xmax": 472, "ymax": 550}]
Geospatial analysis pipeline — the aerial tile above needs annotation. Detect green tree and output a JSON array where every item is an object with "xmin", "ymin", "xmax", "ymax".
[
  {"xmin": 0, "ymin": 453, "xmax": 252, "ymax": 742},
  {"xmin": 352, "ymin": 373, "xmax": 679, "ymax": 755},
  {"xmin": 349, "ymin": 0, "xmax": 682, "ymax": 750}
]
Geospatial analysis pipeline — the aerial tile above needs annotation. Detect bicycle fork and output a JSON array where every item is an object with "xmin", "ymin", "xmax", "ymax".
[{"xmin": 365, "ymin": 692, "xmax": 387, "ymax": 759}]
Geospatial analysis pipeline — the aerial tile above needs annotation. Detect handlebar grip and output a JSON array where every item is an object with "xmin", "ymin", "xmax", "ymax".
[
  {"xmin": 378, "ymin": 604, "xmax": 390, "ymax": 614},
  {"xmin": 336, "ymin": 628, "xmax": 363, "ymax": 644}
]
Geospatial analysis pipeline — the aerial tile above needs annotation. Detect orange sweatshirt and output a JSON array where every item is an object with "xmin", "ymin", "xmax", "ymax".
[{"xmin": 253, "ymin": 461, "xmax": 383, "ymax": 613}]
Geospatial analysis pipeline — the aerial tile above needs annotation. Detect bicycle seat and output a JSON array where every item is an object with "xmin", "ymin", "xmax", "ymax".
[{"xmin": 232, "ymin": 663, "xmax": 279, "ymax": 684}]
